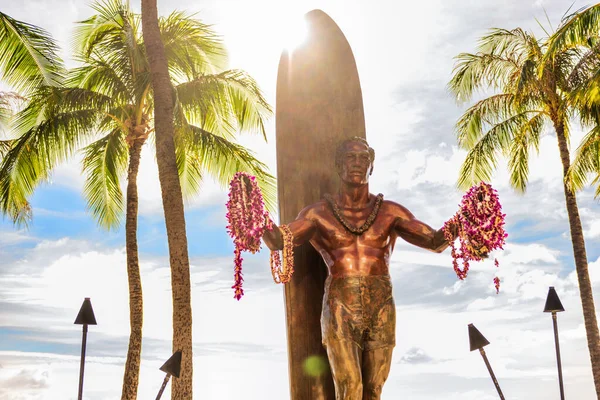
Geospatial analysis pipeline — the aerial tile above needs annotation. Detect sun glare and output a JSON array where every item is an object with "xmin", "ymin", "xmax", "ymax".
[{"xmin": 281, "ymin": 15, "xmax": 308, "ymax": 51}]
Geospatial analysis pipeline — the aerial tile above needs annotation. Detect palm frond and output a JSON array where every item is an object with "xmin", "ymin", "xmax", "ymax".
[
  {"xmin": 82, "ymin": 128, "xmax": 128, "ymax": 229},
  {"xmin": 558, "ymin": 45, "xmax": 590, "ymax": 90},
  {"xmin": 0, "ymin": 139, "xmax": 13, "ymax": 159},
  {"xmin": 221, "ymin": 70, "xmax": 272, "ymax": 139},
  {"xmin": 0, "ymin": 108, "xmax": 100, "ymax": 224},
  {"xmin": 0, "ymin": 12, "xmax": 64, "ymax": 94},
  {"xmin": 68, "ymin": 59, "xmax": 132, "ymax": 102},
  {"xmin": 448, "ymin": 52, "xmax": 520, "ymax": 102},
  {"xmin": 72, "ymin": 0, "xmax": 147, "ymax": 100},
  {"xmin": 457, "ymin": 129, "xmax": 501, "ymax": 190},
  {"xmin": 456, "ymin": 93, "xmax": 516, "ymax": 148},
  {"xmin": 456, "ymin": 110, "xmax": 546, "ymax": 190},
  {"xmin": 175, "ymin": 70, "xmax": 272, "ymax": 139},
  {"xmin": 515, "ymin": 58, "xmax": 539, "ymax": 99},
  {"xmin": 568, "ymin": 124, "xmax": 600, "ymax": 194},
  {"xmin": 174, "ymin": 130, "xmax": 204, "ymax": 200},
  {"xmin": 449, "ymin": 28, "xmax": 548, "ymax": 104},
  {"xmin": 159, "ymin": 11, "xmax": 226, "ymax": 81},
  {"xmin": 72, "ymin": 0, "xmax": 129, "ymax": 59},
  {"xmin": 0, "ymin": 91, "xmax": 25, "ymax": 137},
  {"xmin": 569, "ymin": 59, "xmax": 600, "ymax": 122},
  {"xmin": 478, "ymin": 28, "xmax": 530, "ymax": 60},
  {"xmin": 176, "ymin": 123, "xmax": 276, "ymax": 213},
  {"xmin": 11, "ymin": 86, "xmax": 113, "ymax": 137},
  {"xmin": 507, "ymin": 112, "xmax": 545, "ymax": 191},
  {"xmin": 546, "ymin": 4, "xmax": 600, "ymax": 58}
]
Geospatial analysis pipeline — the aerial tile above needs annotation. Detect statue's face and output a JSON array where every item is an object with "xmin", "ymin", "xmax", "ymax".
[{"xmin": 338, "ymin": 141, "xmax": 373, "ymax": 186}]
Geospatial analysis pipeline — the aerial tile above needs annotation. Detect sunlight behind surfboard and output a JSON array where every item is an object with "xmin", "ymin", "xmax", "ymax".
[{"xmin": 281, "ymin": 14, "xmax": 308, "ymax": 50}]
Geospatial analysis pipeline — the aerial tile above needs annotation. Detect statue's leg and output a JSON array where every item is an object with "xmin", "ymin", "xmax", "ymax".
[
  {"xmin": 361, "ymin": 346, "xmax": 393, "ymax": 400},
  {"xmin": 325, "ymin": 340, "xmax": 363, "ymax": 400},
  {"xmin": 321, "ymin": 276, "xmax": 365, "ymax": 399},
  {"xmin": 361, "ymin": 276, "xmax": 396, "ymax": 400}
]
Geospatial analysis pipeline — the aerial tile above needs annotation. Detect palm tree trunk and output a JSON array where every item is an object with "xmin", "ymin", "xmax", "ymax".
[
  {"xmin": 555, "ymin": 119, "xmax": 600, "ymax": 397},
  {"xmin": 121, "ymin": 140, "xmax": 144, "ymax": 400},
  {"xmin": 140, "ymin": 1, "xmax": 193, "ymax": 398}
]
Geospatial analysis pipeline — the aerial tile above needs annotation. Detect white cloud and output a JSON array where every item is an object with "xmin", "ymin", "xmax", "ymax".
[
  {"xmin": 0, "ymin": 229, "xmax": 35, "ymax": 246},
  {"xmin": 2, "ymin": 216, "xmax": 599, "ymax": 399},
  {"xmin": 585, "ymin": 219, "xmax": 600, "ymax": 239}
]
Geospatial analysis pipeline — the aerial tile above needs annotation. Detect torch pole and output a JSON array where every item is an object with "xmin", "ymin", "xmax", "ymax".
[
  {"xmin": 552, "ymin": 312, "xmax": 565, "ymax": 400},
  {"xmin": 77, "ymin": 324, "xmax": 88, "ymax": 400},
  {"xmin": 479, "ymin": 347, "xmax": 505, "ymax": 400},
  {"xmin": 155, "ymin": 373, "xmax": 172, "ymax": 400}
]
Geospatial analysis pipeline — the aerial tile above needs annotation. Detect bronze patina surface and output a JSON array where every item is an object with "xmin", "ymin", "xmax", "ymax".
[
  {"xmin": 264, "ymin": 138, "xmax": 457, "ymax": 399},
  {"xmin": 321, "ymin": 275, "xmax": 396, "ymax": 351}
]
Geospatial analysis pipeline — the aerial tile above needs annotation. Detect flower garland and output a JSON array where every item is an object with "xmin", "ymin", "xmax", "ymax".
[
  {"xmin": 270, "ymin": 225, "xmax": 295, "ymax": 284},
  {"xmin": 443, "ymin": 182, "xmax": 507, "ymax": 293},
  {"xmin": 226, "ymin": 172, "xmax": 273, "ymax": 300}
]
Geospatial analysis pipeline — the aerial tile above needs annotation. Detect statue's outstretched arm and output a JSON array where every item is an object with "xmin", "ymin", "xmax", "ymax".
[
  {"xmin": 262, "ymin": 206, "xmax": 318, "ymax": 251},
  {"xmin": 393, "ymin": 203, "xmax": 457, "ymax": 253}
]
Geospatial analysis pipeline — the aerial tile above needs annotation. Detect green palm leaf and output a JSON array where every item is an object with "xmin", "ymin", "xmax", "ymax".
[
  {"xmin": 546, "ymin": 4, "xmax": 600, "ymax": 59},
  {"xmin": 0, "ymin": 12, "xmax": 63, "ymax": 94},
  {"xmin": 175, "ymin": 74, "xmax": 234, "ymax": 138},
  {"xmin": 0, "ymin": 92, "xmax": 25, "ymax": 137},
  {"xmin": 0, "ymin": 108, "xmax": 99, "ymax": 224},
  {"xmin": 221, "ymin": 70, "xmax": 272, "ymax": 139},
  {"xmin": 69, "ymin": 60, "xmax": 132, "ymax": 102},
  {"xmin": 449, "ymin": 53, "xmax": 519, "ymax": 102},
  {"xmin": 457, "ymin": 110, "xmax": 545, "ymax": 190},
  {"xmin": 159, "ymin": 10, "xmax": 226, "ymax": 81},
  {"xmin": 478, "ymin": 28, "xmax": 530, "ymax": 59},
  {"xmin": 176, "ymin": 70, "xmax": 272, "ymax": 140},
  {"xmin": 507, "ymin": 112, "xmax": 545, "ymax": 191},
  {"xmin": 82, "ymin": 128, "xmax": 128, "ymax": 229},
  {"xmin": 177, "ymin": 122, "xmax": 276, "ymax": 213},
  {"xmin": 568, "ymin": 124, "xmax": 600, "ymax": 196},
  {"xmin": 73, "ymin": 0, "xmax": 129, "ymax": 59},
  {"xmin": 456, "ymin": 93, "xmax": 516, "ymax": 148},
  {"xmin": 11, "ymin": 86, "xmax": 112, "ymax": 138}
]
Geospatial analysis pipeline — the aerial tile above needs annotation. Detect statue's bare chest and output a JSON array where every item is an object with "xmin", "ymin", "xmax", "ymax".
[{"xmin": 314, "ymin": 206, "xmax": 397, "ymax": 250}]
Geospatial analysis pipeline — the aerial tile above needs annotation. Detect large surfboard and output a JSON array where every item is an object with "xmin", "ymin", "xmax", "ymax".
[{"xmin": 275, "ymin": 9, "xmax": 366, "ymax": 399}]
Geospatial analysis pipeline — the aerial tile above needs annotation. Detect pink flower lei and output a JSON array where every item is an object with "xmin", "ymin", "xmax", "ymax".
[
  {"xmin": 443, "ymin": 182, "xmax": 507, "ymax": 293},
  {"xmin": 226, "ymin": 172, "xmax": 273, "ymax": 300}
]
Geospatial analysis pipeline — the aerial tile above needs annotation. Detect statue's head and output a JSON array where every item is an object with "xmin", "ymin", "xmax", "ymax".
[{"xmin": 335, "ymin": 137, "xmax": 375, "ymax": 186}]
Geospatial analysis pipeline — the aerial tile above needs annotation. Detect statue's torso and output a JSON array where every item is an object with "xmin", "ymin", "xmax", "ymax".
[{"xmin": 305, "ymin": 196, "xmax": 399, "ymax": 277}]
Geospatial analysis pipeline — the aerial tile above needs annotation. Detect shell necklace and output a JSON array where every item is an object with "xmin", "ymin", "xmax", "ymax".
[{"xmin": 324, "ymin": 193, "xmax": 384, "ymax": 235}]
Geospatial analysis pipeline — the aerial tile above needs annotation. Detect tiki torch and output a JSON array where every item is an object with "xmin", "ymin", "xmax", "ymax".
[
  {"xmin": 544, "ymin": 286, "xmax": 566, "ymax": 400},
  {"xmin": 155, "ymin": 350, "xmax": 182, "ymax": 400},
  {"xmin": 468, "ymin": 323, "xmax": 505, "ymax": 400},
  {"xmin": 74, "ymin": 297, "xmax": 97, "ymax": 400}
]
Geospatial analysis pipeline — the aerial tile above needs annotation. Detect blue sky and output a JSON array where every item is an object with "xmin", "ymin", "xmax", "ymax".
[{"xmin": 2, "ymin": 0, "xmax": 600, "ymax": 399}]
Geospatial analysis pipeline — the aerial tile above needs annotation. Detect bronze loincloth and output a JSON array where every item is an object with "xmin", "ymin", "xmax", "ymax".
[{"xmin": 321, "ymin": 275, "xmax": 396, "ymax": 351}]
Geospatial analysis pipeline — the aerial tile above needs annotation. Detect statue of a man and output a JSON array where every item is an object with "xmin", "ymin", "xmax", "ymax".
[{"xmin": 263, "ymin": 137, "xmax": 457, "ymax": 400}]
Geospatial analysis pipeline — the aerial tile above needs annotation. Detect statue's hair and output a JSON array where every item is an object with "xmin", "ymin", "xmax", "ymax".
[{"xmin": 335, "ymin": 137, "xmax": 375, "ymax": 170}]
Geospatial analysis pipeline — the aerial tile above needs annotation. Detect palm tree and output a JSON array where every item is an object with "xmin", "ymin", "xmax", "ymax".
[
  {"xmin": 140, "ymin": 0, "xmax": 193, "ymax": 396},
  {"xmin": 0, "ymin": 12, "xmax": 63, "ymax": 223},
  {"xmin": 448, "ymin": 25, "xmax": 600, "ymax": 395},
  {"xmin": 546, "ymin": 4, "xmax": 600, "ymax": 199},
  {"xmin": 0, "ymin": 1, "xmax": 275, "ymax": 399}
]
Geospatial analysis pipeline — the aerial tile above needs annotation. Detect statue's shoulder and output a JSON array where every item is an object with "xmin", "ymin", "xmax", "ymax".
[
  {"xmin": 380, "ymin": 198, "xmax": 412, "ymax": 217},
  {"xmin": 297, "ymin": 199, "xmax": 329, "ymax": 219}
]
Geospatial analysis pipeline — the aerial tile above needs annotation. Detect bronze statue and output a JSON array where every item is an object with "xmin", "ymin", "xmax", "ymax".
[{"xmin": 263, "ymin": 137, "xmax": 458, "ymax": 400}]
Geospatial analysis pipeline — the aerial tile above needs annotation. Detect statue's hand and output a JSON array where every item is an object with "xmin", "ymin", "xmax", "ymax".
[
  {"xmin": 467, "ymin": 238, "xmax": 489, "ymax": 259},
  {"xmin": 446, "ymin": 220, "xmax": 459, "ymax": 239}
]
